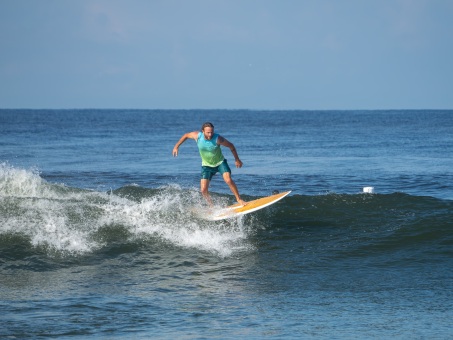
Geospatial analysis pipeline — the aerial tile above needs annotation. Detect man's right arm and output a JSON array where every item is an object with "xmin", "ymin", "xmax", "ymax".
[{"xmin": 172, "ymin": 131, "xmax": 198, "ymax": 157}]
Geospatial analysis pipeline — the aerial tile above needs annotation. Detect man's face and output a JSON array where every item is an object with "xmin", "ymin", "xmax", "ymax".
[{"xmin": 203, "ymin": 127, "xmax": 214, "ymax": 140}]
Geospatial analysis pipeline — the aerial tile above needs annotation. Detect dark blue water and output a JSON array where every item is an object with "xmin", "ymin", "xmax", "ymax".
[{"xmin": 1, "ymin": 110, "xmax": 453, "ymax": 338}]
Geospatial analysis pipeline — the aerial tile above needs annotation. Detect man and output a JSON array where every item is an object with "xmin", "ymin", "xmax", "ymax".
[{"xmin": 173, "ymin": 122, "xmax": 246, "ymax": 206}]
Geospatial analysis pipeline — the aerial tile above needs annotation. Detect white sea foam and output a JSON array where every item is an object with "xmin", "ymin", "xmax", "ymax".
[
  {"xmin": 0, "ymin": 163, "xmax": 46, "ymax": 198},
  {"xmin": 0, "ymin": 164, "xmax": 253, "ymax": 257}
]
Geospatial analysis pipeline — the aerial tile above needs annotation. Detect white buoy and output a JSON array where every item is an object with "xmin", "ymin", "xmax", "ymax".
[{"xmin": 363, "ymin": 186, "xmax": 374, "ymax": 194}]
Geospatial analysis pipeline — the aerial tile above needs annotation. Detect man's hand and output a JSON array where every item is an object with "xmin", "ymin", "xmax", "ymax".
[
  {"xmin": 172, "ymin": 147, "xmax": 179, "ymax": 157},
  {"xmin": 235, "ymin": 159, "xmax": 243, "ymax": 168}
]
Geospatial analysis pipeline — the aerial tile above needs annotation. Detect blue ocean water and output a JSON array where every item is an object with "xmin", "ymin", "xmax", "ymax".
[{"xmin": 1, "ymin": 110, "xmax": 452, "ymax": 338}]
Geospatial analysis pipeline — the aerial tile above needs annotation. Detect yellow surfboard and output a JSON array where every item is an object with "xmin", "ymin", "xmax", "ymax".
[{"xmin": 207, "ymin": 191, "xmax": 291, "ymax": 221}]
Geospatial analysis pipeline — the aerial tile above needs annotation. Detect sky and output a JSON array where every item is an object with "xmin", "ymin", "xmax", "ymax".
[{"xmin": 1, "ymin": 0, "xmax": 452, "ymax": 110}]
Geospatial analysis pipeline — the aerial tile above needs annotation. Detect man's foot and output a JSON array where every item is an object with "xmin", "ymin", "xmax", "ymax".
[{"xmin": 237, "ymin": 199, "xmax": 247, "ymax": 207}]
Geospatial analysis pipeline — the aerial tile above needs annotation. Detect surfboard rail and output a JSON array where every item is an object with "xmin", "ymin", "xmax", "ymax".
[{"xmin": 208, "ymin": 190, "xmax": 291, "ymax": 221}]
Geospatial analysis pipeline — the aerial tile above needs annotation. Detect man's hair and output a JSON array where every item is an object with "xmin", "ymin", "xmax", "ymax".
[{"xmin": 201, "ymin": 122, "xmax": 214, "ymax": 131}]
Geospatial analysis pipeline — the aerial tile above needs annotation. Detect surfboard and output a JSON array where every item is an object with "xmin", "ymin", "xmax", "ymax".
[{"xmin": 205, "ymin": 190, "xmax": 291, "ymax": 221}]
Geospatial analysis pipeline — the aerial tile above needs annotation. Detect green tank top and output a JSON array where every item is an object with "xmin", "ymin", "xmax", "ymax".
[{"xmin": 197, "ymin": 132, "xmax": 224, "ymax": 167}]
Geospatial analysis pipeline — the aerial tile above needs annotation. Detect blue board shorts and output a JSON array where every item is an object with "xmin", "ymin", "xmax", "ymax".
[{"xmin": 201, "ymin": 159, "xmax": 231, "ymax": 180}]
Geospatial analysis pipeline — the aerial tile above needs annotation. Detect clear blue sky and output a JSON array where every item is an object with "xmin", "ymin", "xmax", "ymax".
[{"xmin": 1, "ymin": 0, "xmax": 452, "ymax": 110}]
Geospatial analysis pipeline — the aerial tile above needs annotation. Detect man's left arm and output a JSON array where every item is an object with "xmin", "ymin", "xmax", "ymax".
[{"xmin": 218, "ymin": 136, "xmax": 243, "ymax": 168}]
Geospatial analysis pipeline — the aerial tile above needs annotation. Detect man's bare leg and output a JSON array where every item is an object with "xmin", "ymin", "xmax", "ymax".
[
  {"xmin": 200, "ymin": 179, "xmax": 213, "ymax": 206},
  {"xmin": 222, "ymin": 172, "xmax": 246, "ymax": 206}
]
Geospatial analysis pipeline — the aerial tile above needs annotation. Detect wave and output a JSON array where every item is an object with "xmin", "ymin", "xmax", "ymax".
[
  {"xmin": 1, "ymin": 164, "xmax": 452, "ymax": 262},
  {"xmin": 0, "ymin": 164, "xmax": 253, "ymax": 258},
  {"xmin": 271, "ymin": 192, "xmax": 453, "ymax": 269}
]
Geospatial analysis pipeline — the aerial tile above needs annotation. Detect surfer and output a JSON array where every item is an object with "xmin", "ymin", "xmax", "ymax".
[{"xmin": 173, "ymin": 122, "xmax": 247, "ymax": 207}]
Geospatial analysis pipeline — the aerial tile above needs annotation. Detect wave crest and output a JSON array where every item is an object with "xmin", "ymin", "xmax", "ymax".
[{"xmin": 0, "ymin": 165, "xmax": 253, "ymax": 258}]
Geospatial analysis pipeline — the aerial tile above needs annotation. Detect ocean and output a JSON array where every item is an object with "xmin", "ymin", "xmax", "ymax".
[{"xmin": 1, "ymin": 109, "xmax": 452, "ymax": 339}]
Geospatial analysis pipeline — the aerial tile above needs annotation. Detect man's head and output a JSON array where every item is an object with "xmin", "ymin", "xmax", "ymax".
[{"xmin": 201, "ymin": 122, "xmax": 214, "ymax": 140}]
